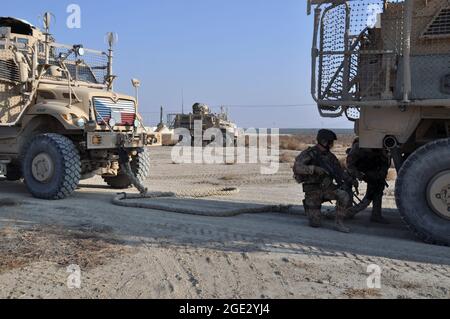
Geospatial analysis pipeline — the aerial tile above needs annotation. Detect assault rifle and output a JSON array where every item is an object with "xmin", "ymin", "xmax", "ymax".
[{"xmin": 312, "ymin": 150, "xmax": 361, "ymax": 206}]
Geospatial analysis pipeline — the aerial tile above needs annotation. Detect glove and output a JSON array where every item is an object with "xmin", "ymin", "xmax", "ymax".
[{"xmin": 313, "ymin": 166, "xmax": 329, "ymax": 176}]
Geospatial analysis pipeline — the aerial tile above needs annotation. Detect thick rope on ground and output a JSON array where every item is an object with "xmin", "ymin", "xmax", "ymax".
[
  {"xmin": 113, "ymin": 160, "xmax": 300, "ymax": 217},
  {"xmin": 112, "ymin": 187, "xmax": 294, "ymax": 217}
]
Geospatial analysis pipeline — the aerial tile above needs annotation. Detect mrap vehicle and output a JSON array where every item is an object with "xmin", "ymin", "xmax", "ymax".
[
  {"xmin": 309, "ymin": 0, "xmax": 450, "ymax": 245},
  {"xmin": 0, "ymin": 14, "xmax": 151, "ymax": 199}
]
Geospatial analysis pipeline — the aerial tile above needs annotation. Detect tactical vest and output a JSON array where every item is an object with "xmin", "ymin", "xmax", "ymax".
[{"xmin": 293, "ymin": 147, "xmax": 333, "ymax": 190}]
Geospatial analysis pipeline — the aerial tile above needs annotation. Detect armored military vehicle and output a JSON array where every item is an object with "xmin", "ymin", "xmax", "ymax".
[
  {"xmin": 0, "ymin": 14, "xmax": 151, "ymax": 199},
  {"xmin": 170, "ymin": 103, "xmax": 238, "ymax": 146},
  {"xmin": 309, "ymin": 0, "xmax": 450, "ymax": 245}
]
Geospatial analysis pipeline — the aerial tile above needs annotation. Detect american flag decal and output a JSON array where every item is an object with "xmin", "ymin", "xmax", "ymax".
[{"xmin": 93, "ymin": 97, "xmax": 136, "ymax": 126}]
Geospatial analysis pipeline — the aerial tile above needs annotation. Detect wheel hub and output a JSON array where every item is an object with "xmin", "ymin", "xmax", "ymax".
[
  {"xmin": 31, "ymin": 153, "xmax": 55, "ymax": 183},
  {"xmin": 427, "ymin": 170, "xmax": 450, "ymax": 220}
]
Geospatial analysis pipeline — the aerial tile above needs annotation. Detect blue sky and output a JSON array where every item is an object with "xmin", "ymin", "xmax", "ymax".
[{"xmin": 2, "ymin": 0, "xmax": 351, "ymax": 128}]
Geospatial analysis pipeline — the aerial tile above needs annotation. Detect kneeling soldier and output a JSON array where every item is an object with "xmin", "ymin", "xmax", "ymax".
[{"xmin": 293, "ymin": 129, "xmax": 351, "ymax": 233}]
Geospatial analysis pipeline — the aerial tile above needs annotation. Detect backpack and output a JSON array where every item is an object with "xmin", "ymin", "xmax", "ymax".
[{"xmin": 292, "ymin": 149, "xmax": 314, "ymax": 184}]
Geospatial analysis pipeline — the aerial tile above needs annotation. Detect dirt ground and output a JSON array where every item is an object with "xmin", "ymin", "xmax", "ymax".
[{"xmin": 0, "ymin": 145, "xmax": 449, "ymax": 299}]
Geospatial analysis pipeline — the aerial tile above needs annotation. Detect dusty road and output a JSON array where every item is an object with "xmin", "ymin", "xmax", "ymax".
[{"xmin": 0, "ymin": 147, "xmax": 449, "ymax": 299}]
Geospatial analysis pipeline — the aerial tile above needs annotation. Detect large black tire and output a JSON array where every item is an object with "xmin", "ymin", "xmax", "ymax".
[
  {"xmin": 103, "ymin": 148, "xmax": 151, "ymax": 189},
  {"xmin": 22, "ymin": 134, "xmax": 81, "ymax": 200},
  {"xmin": 396, "ymin": 139, "xmax": 450, "ymax": 246}
]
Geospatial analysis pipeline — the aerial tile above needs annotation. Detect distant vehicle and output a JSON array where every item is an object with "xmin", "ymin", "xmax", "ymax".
[
  {"xmin": 0, "ymin": 14, "xmax": 151, "ymax": 199},
  {"xmin": 308, "ymin": 0, "xmax": 450, "ymax": 245},
  {"xmin": 168, "ymin": 103, "xmax": 239, "ymax": 146}
]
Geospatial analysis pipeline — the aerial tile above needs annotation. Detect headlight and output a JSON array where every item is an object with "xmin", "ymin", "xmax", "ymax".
[
  {"xmin": 109, "ymin": 118, "xmax": 116, "ymax": 127},
  {"xmin": 134, "ymin": 119, "xmax": 140, "ymax": 128},
  {"xmin": 76, "ymin": 118, "xmax": 86, "ymax": 129}
]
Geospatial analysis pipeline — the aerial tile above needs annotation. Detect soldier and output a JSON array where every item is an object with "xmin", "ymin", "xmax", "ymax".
[
  {"xmin": 346, "ymin": 138, "xmax": 391, "ymax": 224},
  {"xmin": 293, "ymin": 129, "xmax": 353, "ymax": 233}
]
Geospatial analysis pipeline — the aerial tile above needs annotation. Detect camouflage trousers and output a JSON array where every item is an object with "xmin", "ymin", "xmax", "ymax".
[{"xmin": 304, "ymin": 187, "xmax": 351, "ymax": 219}]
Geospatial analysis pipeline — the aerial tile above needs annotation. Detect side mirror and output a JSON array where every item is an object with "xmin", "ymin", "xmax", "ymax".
[{"xmin": 131, "ymin": 78, "xmax": 141, "ymax": 108}]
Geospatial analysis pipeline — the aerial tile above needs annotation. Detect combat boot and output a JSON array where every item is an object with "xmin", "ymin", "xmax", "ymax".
[
  {"xmin": 335, "ymin": 210, "xmax": 351, "ymax": 233},
  {"xmin": 370, "ymin": 196, "xmax": 389, "ymax": 224},
  {"xmin": 309, "ymin": 209, "xmax": 322, "ymax": 228}
]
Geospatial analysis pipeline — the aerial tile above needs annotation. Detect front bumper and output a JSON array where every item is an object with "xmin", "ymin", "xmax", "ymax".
[{"xmin": 86, "ymin": 132, "xmax": 149, "ymax": 150}]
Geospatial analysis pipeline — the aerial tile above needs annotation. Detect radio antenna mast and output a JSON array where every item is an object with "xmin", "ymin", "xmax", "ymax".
[{"xmin": 181, "ymin": 88, "xmax": 185, "ymax": 114}]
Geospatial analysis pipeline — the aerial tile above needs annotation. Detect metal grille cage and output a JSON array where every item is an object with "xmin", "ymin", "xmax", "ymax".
[
  {"xmin": 0, "ymin": 48, "xmax": 25, "ymax": 124},
  {"xmin": 314, "ymin": 0, "xmax": 406, "ymax": 118},
  {"xmin": 42, "ymin": 44, "xmax": 108, "ymax": 84},
  {"xmin": 313, "ymin": 0, "xmax": 450, "ymax": 119}
]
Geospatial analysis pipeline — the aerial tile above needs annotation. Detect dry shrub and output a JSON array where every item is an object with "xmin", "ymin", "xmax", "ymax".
[
  {"xmin": 279, "ymin": 133, "xmax": 355, "ymax": 151},
  {"xmin": 279, "ymin": 135, "xmax": 308, "ymax": 151},
  {"xmin": 279, "ymin": 152, "xmax": 296, "ymax": 164},
  {"xmin": 243, "ymin": 133, "xmax": 355, "ymax": 152},
  {"xmin": 343, "ymin": 288, "xmax": 382, "ymax": 299},
  {"xmin": 219, "ymin": 175, "xmax": 238, "ymax": 181},
  {"xmin": 337, "ymin": 134, "xmax": 357, "ymax": 148},
  {"xmin": 0, "ymin": 225, "xmax": 124, "ymax": 273}
]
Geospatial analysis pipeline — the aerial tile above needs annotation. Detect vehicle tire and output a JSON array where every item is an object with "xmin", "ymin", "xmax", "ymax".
[
  {"xmin": 6, "ymin": 163, "xmax": 22, "ymax": 181},
  {"xmin": 396, "ymin": 138, "xmax": 450, "ymax": 246},
  {"xmin": 22, "ymin": 134, "xmax": 81, "ymax": 200},
  {"xmin": 103, "ymin": 148, "xmax": 151, "ymax": 189}
]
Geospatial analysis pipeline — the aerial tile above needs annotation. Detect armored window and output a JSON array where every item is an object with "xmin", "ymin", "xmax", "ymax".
[
  {"xmin": 16, "ymin": 38, "xmax": 28, "ymax": 45},
  {"xmin": 0, "ymin": 18, "xmax": 33, "ymax": 36},
  {"xmin": 422, "ymin": 7, "xmax": 450, "ymax": 39}
]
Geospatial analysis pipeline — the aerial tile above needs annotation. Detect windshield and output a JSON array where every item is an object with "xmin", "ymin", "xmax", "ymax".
[{"xmin": 41, "ymin": 43, "xmax": 108, "ymax": 84}]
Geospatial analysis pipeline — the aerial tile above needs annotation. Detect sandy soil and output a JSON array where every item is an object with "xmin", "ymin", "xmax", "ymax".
[{"xmin": 0, "ymin": 146, "xmax": 449, "ymax": 299}]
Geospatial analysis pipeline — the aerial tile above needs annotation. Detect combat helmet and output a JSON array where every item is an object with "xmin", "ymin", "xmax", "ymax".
[{"xmin": 317, "ymin": 129, "xmax": 337, "ymax": 148}]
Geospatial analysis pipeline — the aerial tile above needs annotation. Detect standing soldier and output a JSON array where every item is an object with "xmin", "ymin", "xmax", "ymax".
[
  {"xmin": 293, "ymin": 129, "xmax": 353, "ymax": 233},
  {"xmin": 346, "ymin": 138, "xmax": 391, "ymax": 224}
]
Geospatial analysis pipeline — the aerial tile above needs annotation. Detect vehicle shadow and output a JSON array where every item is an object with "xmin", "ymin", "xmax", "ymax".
[{"xmin": 0, "ymin": 179, "xmax": 449, "ymax": 268}]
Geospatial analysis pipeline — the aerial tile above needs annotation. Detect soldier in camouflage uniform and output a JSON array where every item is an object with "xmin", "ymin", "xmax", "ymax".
[
  {"xmin": 346, "ymin": 138, "xmax": 391, "ymax": 224},
  {"xmin": 293, "ymin": 129, "xmax": 352, "ymax": 233}
]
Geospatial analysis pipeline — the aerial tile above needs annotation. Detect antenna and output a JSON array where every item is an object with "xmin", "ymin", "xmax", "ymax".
[
  {"xmin": 105, "ymin": 32, "xmax": 118, "ymax": 90},
  {"xmin": 42, "ymin": 12, "xmax": 54, "ymax": 33},
  {"xmin": 106, "ymin": 32, "xmax": 118, "ymax": 49},
  {"xmin": 181, "ymin": 88, "xmax": 185, "ymax": 114},
  {"xmin": 41, "ymin": 12, "xmax": 54, "ymax": 65}
]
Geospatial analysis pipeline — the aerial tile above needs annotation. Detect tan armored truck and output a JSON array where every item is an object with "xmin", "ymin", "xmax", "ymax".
[
  {"xmin": 0, "ymin": 15, "xmax": 151, "ymax": 199},
  {"xmin": 170, "ymin": 103, "xmax": 239, "ymax": 146},
  {"xmin": 309, "ymin": 0, "xmax": 450, "ymax": 245}
]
